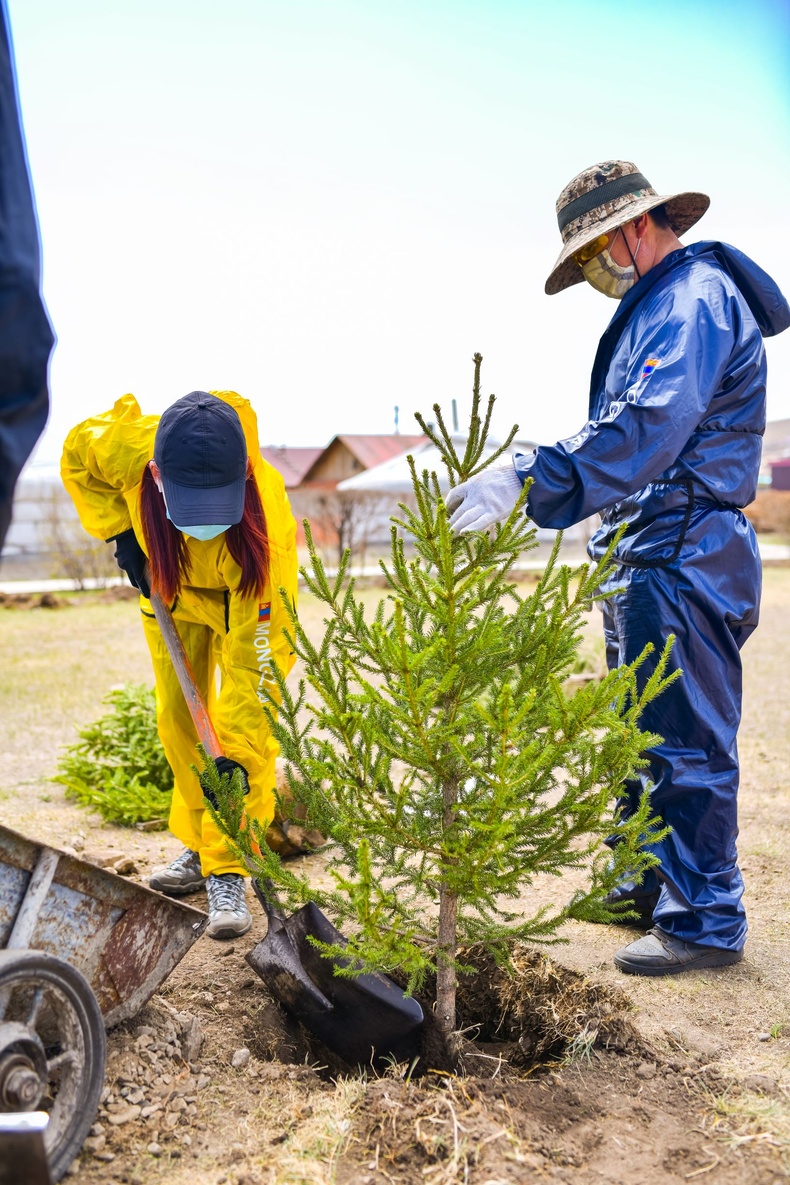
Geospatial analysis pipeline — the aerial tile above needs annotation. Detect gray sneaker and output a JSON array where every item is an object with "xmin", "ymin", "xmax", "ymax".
[
  {"xmin": 149, "ymin": 848, "xmax": 206, "ymax": 896},
  {"xmin": 206, "ymin": 873, "xmax": 252, "ymax": 940}
]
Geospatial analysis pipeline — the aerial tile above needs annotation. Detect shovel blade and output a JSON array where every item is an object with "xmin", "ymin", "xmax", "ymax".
[
  {"xmin": 246, "ymin": 901, "xmax": 423, "ymax": 1066},
  {"xmin": 245, "ymin": 922, "xmax": 333, "ymax": 1015}
]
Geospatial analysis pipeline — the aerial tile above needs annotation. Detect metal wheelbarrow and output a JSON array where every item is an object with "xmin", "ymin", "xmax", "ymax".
[{"xmin": 0, "ymin": 823, "xmax": 206, "ymax": 1181}]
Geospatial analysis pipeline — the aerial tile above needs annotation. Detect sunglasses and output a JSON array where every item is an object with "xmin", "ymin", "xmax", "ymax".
[{"xmin": 572, "ymin": 230, "xmax": 620, "ymax": 267}]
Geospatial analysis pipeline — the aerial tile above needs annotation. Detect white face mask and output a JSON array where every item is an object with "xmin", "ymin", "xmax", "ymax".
[{"xmin": 581, "ymin": 229, "xmax": 641, "ymax": 300}]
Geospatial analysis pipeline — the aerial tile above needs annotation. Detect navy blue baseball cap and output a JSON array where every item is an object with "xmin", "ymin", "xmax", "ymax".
[{"xmin": 153, "ymin": 392, "xmax": 247, "ymax": 527}]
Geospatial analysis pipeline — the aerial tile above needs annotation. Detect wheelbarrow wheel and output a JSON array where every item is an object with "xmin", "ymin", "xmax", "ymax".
[{"xmin": 0, "ymin": 949, "xmax": 106, "ymax": 1182}]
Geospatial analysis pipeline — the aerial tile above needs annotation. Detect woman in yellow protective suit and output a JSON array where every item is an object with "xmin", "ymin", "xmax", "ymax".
[{"xmin": 62, "ymin": 390, "xmax": 298, "ymax": 939}]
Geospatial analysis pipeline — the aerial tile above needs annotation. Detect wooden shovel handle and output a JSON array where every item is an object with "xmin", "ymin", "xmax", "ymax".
[
  {"xmin": 148, "ymin": 590, "xmax": 223, "ymax": 761},
  {"xmin": 148, "ymin": 583, "xmax": 264, "ymax": 860}
]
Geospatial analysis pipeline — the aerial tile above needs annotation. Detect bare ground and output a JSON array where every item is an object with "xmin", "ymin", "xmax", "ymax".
[{"xmin": 1, "ymin": 571, "xmax": 789, "ymax": 1184}]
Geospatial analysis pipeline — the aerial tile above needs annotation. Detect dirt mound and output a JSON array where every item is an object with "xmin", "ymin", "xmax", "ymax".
[
  {"xmin": 93, "ymin": 584, "xmax": 141, "ymax": 602},
  {"xmin": 0, "ymin": 590, "xmax": 72, "ymax": 609},
  {"xmin": 462, "ymin": 944, "xmax": 638, "ymax": 1056},
  {"xmin": 406, "ymin": 944, "xmax": 643, "ymax": 1078},
  {"xmin": 341, "ymin": 1054, "xmax": 787, "ymax": 1185}
]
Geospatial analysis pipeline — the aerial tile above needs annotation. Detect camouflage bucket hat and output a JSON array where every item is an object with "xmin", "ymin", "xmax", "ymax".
[{"xmin": 545, "ymin": 160, "xmax": 710, "ymax": 296}]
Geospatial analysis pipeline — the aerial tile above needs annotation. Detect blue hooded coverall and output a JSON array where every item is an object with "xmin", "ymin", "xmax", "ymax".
[{"xmin": 514, "ymin": 242, "xmax": 790, "ymax": 952}]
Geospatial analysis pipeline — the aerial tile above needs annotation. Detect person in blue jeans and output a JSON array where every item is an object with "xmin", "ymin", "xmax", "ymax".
[{"xmin": 447, "ymin": 160, "xmax": 790, "ymax": 976}]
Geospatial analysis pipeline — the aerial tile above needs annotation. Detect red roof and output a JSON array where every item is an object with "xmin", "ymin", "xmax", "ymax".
[
  {"xmin": 771, "ymin": 457, "xmax": 790, "ymax": 468},
  {"xmin": 260, "ymin": 446, "xmax": 323, "ymax": 488},
  {"xmin": 335, "ymin": 434, "xmax": 426, "ymax": 469}
]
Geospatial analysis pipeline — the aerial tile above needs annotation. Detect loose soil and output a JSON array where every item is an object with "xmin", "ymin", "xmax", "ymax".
[{"xmin": 1, "ymin": 572, "xmax": 789, "ymax": 1184}]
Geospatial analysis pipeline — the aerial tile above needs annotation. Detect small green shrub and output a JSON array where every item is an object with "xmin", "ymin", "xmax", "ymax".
[{"xmin": 55, "ymin": 684, "xmax": 173, "ymax": 826}]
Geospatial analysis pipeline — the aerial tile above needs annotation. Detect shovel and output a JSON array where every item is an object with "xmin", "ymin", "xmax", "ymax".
[{"xmin": 148, "ymin": 591, "xmax": 424, "ymax": 1066}]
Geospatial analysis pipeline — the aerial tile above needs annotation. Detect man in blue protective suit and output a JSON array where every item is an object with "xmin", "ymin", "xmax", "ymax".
[{"xmin": 447, "ymin": 160, "xmax": 790, "ymax": 977}]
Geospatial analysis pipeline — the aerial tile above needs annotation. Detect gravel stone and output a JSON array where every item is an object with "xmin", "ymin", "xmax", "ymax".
[
  {"xmin": 147, "ymin": 1142, "xmax": 162, "ymax": 1157},
  {"xmin": 181, "ymin": 1015, "xmax": 204, "ymax": 1062},
  {"xmin": 636, "ymin": 1062, "xmax": 657, "ymax": 1080},
  {"xmin": 107, "ymin": 1104, "xmax": 142, "ymax": 1125},
  {"xmin": 231, "ymin": 1048, "xmax": 251, "ymax": 1069},
  {"xmin": 114, "ymin": 856, "xmax": 139, "ymax": 875}
]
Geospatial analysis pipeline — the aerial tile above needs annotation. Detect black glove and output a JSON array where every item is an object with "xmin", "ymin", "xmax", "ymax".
[
  {"xmin": 108, "ymin": 528, "xmax": 150, "ymax": 598},
  {"xmin": 201, "ymin": 756, "xmax": 250, "ymax": 808}
]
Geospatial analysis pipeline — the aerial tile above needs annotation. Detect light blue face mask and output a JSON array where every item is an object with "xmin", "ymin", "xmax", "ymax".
[
  {"xmin": 178, "ymin": 523, "xmax": 231, "ymax": 540},
  {"xmin": 165, "ymin": 508, "xmax": 230, "ymax": 541}
]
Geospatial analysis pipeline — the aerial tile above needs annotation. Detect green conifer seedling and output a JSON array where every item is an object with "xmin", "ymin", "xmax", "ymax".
[{"xmin": 207, "ymin": 354, "xmax": 674, "ymax": 1045}]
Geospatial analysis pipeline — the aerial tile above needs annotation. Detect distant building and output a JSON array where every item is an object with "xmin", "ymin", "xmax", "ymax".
[
  {"xmin": 762, "ymin": 418, "xmax": 790, "ymax": 474},
  {"xmin": 2, "ymin": 464, "xmax": 67, "ymax": 559},
  {"xmin": 299, "ymin": 434, "xmax": 426, "ymax": 490},
  {"xmin": 259, "ymin": 446, "xmax": 323, "ymax": 489},
  {"xmin": 772, "ymin": 457, "xmax": 790, "ymax": 492},
  {"xmin": 291, "ymin": 434, "xmax": 426, "ymax": 559}
]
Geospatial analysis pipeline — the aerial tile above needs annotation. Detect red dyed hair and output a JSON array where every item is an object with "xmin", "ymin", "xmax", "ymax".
[{"xmin": 140, "ymin": 463, "xmax": 269, "ymax": 603}]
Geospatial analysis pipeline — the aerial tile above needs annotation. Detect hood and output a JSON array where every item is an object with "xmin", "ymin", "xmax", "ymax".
[{"xmin": 672, "ymin": 241, "xmax": 790, "ymax": 338}]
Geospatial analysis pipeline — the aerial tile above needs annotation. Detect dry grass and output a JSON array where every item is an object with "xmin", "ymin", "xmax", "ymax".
[
  {"xmin": 235, "ymin": 1075, "xmax": 366, "ymax": 1185},
  {"xmin": 694, "ymin": 1080, "xmax": 790, "ymax": 1175}
]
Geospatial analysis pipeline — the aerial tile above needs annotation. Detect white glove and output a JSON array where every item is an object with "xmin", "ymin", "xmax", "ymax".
[{"xmin": 445, "ymin": 460, "xmax": 524, "ymax": 533}]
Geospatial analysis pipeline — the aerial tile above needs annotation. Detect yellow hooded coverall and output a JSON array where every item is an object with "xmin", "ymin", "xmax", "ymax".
[{"xmin": 61, "ymin": 391, "xmax": 298, "ymax": 876}]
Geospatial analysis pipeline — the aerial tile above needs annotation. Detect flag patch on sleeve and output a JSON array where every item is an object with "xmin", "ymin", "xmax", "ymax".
[
  {"xmin": 258, "ymin": 603, "xmax": 271, "ymax": 622},
  {"xmin": 626, "ymin": 357, "xmax": 661, "ymax": 404}
]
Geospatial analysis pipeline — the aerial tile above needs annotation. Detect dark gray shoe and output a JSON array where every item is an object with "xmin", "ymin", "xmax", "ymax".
[
  {"xmin": 614, "ymin": 927, "xmax": 743, "ymax": 977},
  {"xmin": 149, "ymin": 848, "xmax": 206, "ymax": 896}
]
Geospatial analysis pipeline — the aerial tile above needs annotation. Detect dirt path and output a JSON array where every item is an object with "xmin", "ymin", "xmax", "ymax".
[{"xmin": 1, "ymin": 572, "xmax": 788, "ymax": 1184}]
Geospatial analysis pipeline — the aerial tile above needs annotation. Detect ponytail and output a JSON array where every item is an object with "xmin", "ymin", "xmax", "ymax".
[
  {"xmin": 227, "ymin": 474, "xmax": 269, "ymax": 600},
  {"xmin": 140, "ymin": 465, "xmax": 190, "ymax": 603}
]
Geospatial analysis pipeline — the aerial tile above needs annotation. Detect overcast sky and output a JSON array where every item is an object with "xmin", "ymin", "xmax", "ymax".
[{"xmin": 11, "ymin": 0, "xmax": 790, "ymax": 465}]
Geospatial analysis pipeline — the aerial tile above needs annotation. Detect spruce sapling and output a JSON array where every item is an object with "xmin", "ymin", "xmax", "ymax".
[{"xmin": 207, "ymin": 354, "xmax": 674, "ymax": 1044}]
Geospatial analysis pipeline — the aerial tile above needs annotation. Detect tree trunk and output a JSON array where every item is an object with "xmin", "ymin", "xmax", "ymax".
[
  {"xmin": 435, "ymin": 885, "xmax": 457, "ymax": 1040},
  {"xmin": 436, "ymin": 771, "xmax": 459, "ymax": 1043}
]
